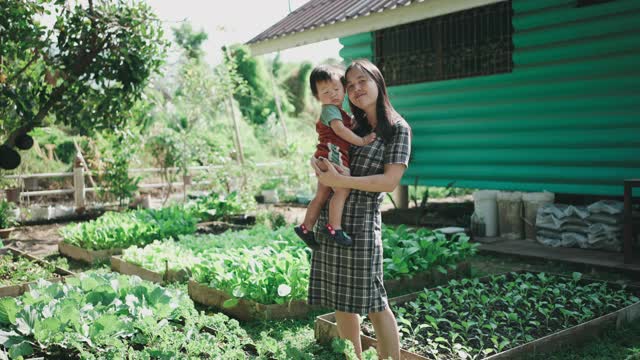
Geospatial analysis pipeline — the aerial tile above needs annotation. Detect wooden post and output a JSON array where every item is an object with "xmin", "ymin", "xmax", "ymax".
[
  {"xmin": 73, "ymin": 155, "xmax": 86, "ymax": 211},
  {"xmin": 226, "ymin": 97, "xmax": 245, "ymax": 165},
  {"xmin": 623, "ymin": 179, "xmax": 638, "ymax": 264},
  {"xmin": 394, "ymin": 185, "xmax": 409, "ymax": 209},
  {"xmin": 269, "ymin": 63, "xmax": 289, "ymax": 146}
]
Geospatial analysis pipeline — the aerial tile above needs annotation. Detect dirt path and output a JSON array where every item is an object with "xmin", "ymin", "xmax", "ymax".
[{"xmin": 3, "ymin": 223, "xmax": 64, "ymax": 257}]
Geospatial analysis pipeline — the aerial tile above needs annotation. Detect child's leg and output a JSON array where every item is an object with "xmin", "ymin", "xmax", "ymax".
[
  {"xmin": 328, "ymin": 187, "xmax": 350, "ymax": 230},
  {"xmin": 302, "ymin": 180, "xmax": 331, "ymax": 230}
]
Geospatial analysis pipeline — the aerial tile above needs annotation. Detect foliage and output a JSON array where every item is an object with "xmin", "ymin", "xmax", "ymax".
[
  {"xmin": 283, "ymin": 61, "xmax": 314, "ymax": 116},
  {"xmin": 193, "ymin": 246, "xmax": 310, "ymax": 306},
  {"xmin": 0, "ymin": 200, "xmax": 18, "ymax": 229},
  {"xmin": 187, "ymin": 191, "xmax": 254, "ymax": 222},
  {"xmin": 172, "ymin": 22, "xmax": 208, "ymax": 61},
  {"xmin": 0, "ymin": 272, "xmax": 255, "ymax": 359},
  {"xmin": 0, "ymin": 252, "xmax": 58, "ymax": 286},
  {"xmin": 368, "ymin": 272, "xmax": 639, "ymax": 359},
  {"xmin": 98, "ymin": 130, "xmax": 141, "ymax": 207},
  {"xmin": 0, "ymin": 0, "xmax": 167, "ymax": 160},
  {"xmin": 227, "ymin": 45, "xmax": 293, "ymax": 125},
  {"xmin": 382, "ymin": 225, "xmax": 478, "ymax": 280},
  {"xmin": 122, "ymin": 225, "xmax": 301, "ymax": 273},
  {"xmin": 60, "ymin": 206, "xmax": 198, "ymax": 250}
]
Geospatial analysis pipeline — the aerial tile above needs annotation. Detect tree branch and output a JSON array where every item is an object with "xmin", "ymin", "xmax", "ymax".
[{"xmin": 6, "ymin": 49, "xmax": 40, "ymax": 85}]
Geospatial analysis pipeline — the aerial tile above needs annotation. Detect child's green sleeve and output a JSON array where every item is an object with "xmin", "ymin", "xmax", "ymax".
[{"xmin": 320, "ymin": 105, "xmax": 343, "ymax": 127}]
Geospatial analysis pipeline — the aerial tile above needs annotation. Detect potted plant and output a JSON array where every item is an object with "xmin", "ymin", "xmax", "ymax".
[
  {"xmin": 0, "ymin": 199, "xmax": 18, "ymax": 239},
  {"xmin": 260, "ymin": 179, "xmax": 282, "ymax": 204},
  {"xmin": 0, "ymin": 177, "xmax": 21, "ymax": 204}
]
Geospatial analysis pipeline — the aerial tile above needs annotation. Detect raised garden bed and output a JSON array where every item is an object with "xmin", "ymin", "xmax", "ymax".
[
  {"xmin": 58, "ymin": 241, "xmax": 122, "ymax": 264},
  {"xmin": 188, "ymin": 280, "xmax": 316, "ymax": 322},
  {"xmin": 110, "ymin": 255, "xmax": 189, "ymax": 284},
  {"xmin": 0, "ymin": 247, "xmax": 74, "ymax": 297},
  {"xmin": 315, "ymin": 270, "xmax": 640, "ymax": 359},
  {"xmin": 58, "ymin": 206, "xmax": 198, "ymax": 261}
]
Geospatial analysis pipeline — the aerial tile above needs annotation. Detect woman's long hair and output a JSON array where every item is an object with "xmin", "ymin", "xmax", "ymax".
[{"xmin": 345, "ymin": 59, "xmax": 399, "ymax": 143}]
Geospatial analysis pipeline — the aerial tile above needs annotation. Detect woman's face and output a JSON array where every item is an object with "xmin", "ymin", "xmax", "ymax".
[{"xmin": 346, "ymin": 67, "xmax": 378, "ymax": 112}]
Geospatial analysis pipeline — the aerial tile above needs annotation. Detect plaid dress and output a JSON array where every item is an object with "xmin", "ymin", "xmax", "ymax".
[{"xmin": 308, "ymin": 119, "xmax": 411, "ymax": 314}]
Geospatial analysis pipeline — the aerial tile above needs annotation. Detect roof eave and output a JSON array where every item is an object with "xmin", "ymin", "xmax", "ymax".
[{"xmin": 247, "ymin": 0, "xmax": 506, "ymax": 56}]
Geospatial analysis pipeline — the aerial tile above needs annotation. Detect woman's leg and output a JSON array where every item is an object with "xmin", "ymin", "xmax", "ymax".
[
  {"xmin": 335, "ymin": 311, "xmax": 362, "ymax": 358},
  {"xmin": 368, "ymin": 307, "xmax": 400, "ymax": 360},
  {"xmin": 328, "ymin": 187, "xmax": 350, "ymax": 230}
]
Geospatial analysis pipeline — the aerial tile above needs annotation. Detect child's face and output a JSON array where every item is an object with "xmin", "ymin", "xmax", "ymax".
[{"xmin": 315, "ymin": 77, "xmax": 345, "ymax": 107}]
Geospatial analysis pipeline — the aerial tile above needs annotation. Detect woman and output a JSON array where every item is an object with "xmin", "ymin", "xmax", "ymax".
[{"xmin": 309, "ymin": 59, "xmax": 411, "ymax": 360}]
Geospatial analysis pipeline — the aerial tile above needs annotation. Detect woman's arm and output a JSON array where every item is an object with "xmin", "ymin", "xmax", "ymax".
[{"xmin": 311, "ymin": 157, "xmax": 405, "ymax": 193}]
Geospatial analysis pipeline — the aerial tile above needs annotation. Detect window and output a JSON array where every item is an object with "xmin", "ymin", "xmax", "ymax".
[{"xmin": 374, "ymin": 1, "xmax": 513, "ymax": 86}]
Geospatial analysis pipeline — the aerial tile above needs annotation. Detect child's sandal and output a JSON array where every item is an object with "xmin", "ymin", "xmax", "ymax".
[{"xmin": 295, "ymin": 224, "xmax": 320, "ymax": 250}]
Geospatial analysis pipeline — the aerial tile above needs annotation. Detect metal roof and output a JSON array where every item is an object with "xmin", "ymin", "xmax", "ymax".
[{"xmin": 247, "ymin": 0, "xmax": 420, "ymax": 45}]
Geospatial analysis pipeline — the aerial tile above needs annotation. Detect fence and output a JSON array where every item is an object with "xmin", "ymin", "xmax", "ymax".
[{"xmin": 4, "ymin": 161, "xmax": 283, "ymax": 208}]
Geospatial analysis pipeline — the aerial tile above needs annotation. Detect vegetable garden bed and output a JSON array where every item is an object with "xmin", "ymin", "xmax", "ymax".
[
  {"xmin": 0, "ymin": 247, "xmax": 74, "ymax": 297},
  {"xmin": 188, "ymin": 280, "xmax": 316, "ymax": 322},
  {"xmin": 58, "ymin": 206, "xmax": 198, "ymax": 264},
  {"xmin": 315, "ymin": 271, "xmax": 640, "ymax": 360},
  {"xmin": 58, "ymin": 241, "xmax": 122, "ymax": 264},
  {"xmin": 0, "ymin": 272, "xmax": 259, "ymax": 359}
]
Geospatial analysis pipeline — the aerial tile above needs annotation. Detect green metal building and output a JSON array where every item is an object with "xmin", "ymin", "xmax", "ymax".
[{"xmin": 249, "ymin": 0, "xmax": 640, "ymax": 196}]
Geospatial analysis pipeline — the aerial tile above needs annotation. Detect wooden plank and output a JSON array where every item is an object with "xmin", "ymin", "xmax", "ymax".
[
  {"xmin": 315, "ymin": 270, "xmax": 640, "ymax": 360},
  {"xmin": 478, "ymin": 239, "xmax": 640, "ymax": 274},
  {"xmin": 110, "ymin": 256, "xmax": 189, "ymax": 284},
  {"xmin": 188, "ymin": 280, "xmax": 316, "ymax": 321},
  {"xmin": 384, "ymin": 262, "xmax": 470, "ymax": 293},
  {"xmin": 58, "ymin": 241, "xmax": 122, "ymax": 264}
]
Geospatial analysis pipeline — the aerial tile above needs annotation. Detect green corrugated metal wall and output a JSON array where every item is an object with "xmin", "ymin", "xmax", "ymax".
[{"xmin": 338, "ymin": 0, "xmax": 640, "ymax": 196}]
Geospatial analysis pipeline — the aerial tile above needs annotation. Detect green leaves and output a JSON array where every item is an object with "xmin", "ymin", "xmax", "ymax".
[
  {"xmin": 382, "ymin": 225, "xmax": 478, "ymax": 280},
  {"xmin": 377, "ymin": 272, "xmax": 639, "ymax": 359},
  {"xmin": 0, "ymin": 298, "xmax": 18, "ymax": 325},
  {"xmin": 60, "ymin": 206, "xmax": 198, "ymax": 250}
]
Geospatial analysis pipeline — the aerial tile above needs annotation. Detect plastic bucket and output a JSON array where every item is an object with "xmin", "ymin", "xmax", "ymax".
[
  {"xmin": 522, "ymin": 192, "xmax": 555, "ymax": 240},
  {"xmin": 472, "ymin": 190, "xmax": 498, "ymax": 237},
  {"xmin": 497, "ymin": 191, "xmax": 524, "ymax": 240}
]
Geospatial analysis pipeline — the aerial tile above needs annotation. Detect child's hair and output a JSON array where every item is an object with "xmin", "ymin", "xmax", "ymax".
[{"xmin": 309, "ymin": 64, "xmax": 345, "ymax": 98}]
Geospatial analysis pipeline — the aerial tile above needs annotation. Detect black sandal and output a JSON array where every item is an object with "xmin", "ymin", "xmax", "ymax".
[
  {"xmin": 325, "ymin": 224, "xmax": 353, "ymax": 247},
  {"xmin": 295, "ymin": 224, "xmax": 319, "ymax": 250}
]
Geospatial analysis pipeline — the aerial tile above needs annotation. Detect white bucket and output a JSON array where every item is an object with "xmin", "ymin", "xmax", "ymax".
[
  {"xmin": 261, "ymin": 190, "xmax": 279, "ymax": 204},
  {"xmin": 31, "ymin": 205, "xmax": 54, "ymax": 221},
  {"xmin": 522, "ymin": 191, "xmax": 555, "ymax": 240},
  {"xmin": 472, "ymin": 190, "xmax": 499, "ymax": 237},
  {"xmin": 497, "ymin": 191, "xmax": 524, "ymax": 240}
]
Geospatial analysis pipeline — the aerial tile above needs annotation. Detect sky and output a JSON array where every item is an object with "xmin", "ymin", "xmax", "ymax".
[{"xmin": 149, "ymin": 0, "xmax": 342, "ymax": 65}]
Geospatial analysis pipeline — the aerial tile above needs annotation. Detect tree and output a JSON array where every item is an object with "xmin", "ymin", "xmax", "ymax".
[
  {"xmin": 227, "ymin": 45, "xmax": 293, "ymax": 125},
  {"xmin": 172, "ymin": 23, "xmax": 208, "ymax": 61},
  {"xmin": 0, "ymin": 0, "xmax": 167, "ymax": 169},
  {"xmin": 283, "ymin": 61, "xmax": 313, "ymax": 116}
]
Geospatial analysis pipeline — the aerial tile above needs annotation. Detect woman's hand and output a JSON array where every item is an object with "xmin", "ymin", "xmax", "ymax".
[{"xmin": 310, "ymin": 157, "xmax": 343, "ymax": 188}]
